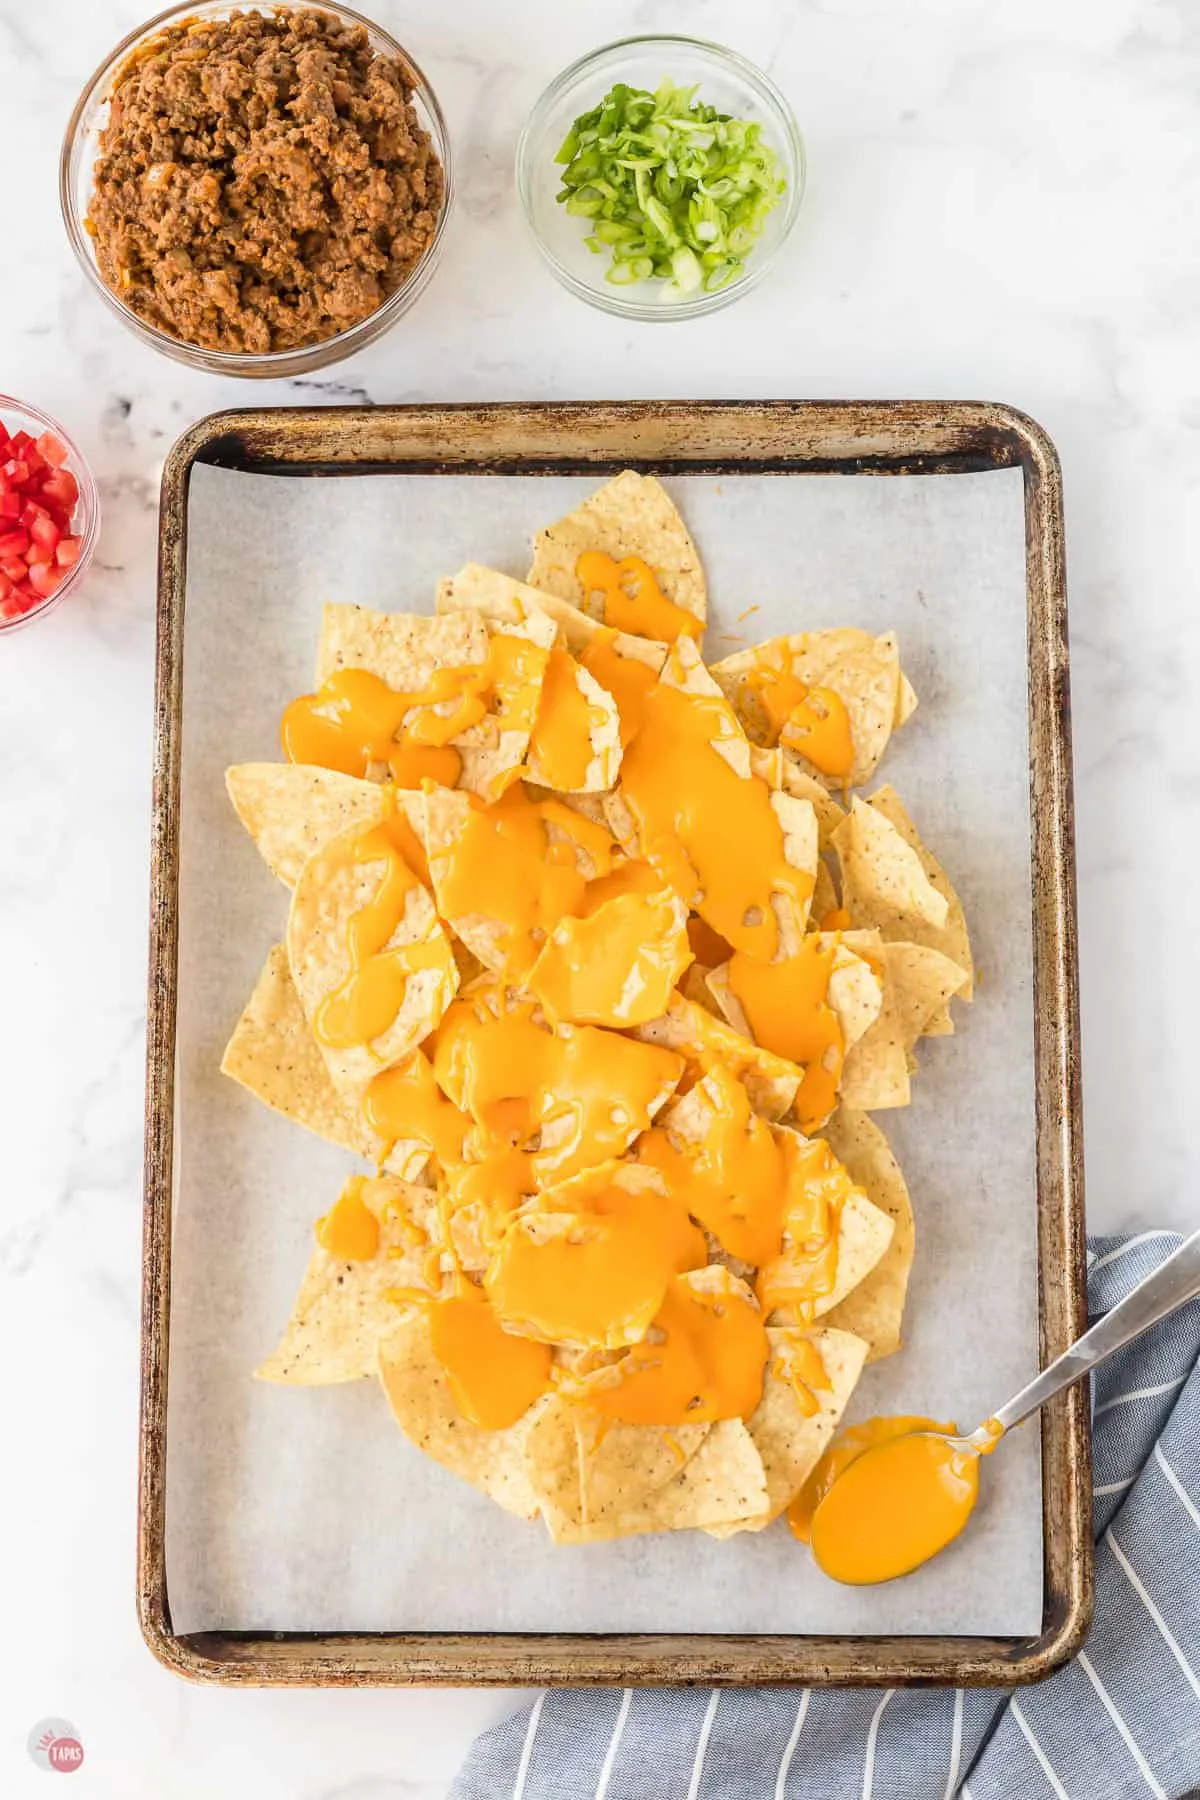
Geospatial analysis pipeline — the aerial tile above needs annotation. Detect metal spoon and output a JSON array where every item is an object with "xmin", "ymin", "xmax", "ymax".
[
  {"xmin": 953, "ymin": 1228, "xmax": 1200, "ymax": 1457},
  {"xmin": 808, "ymin": 1231, "xmax": 1200, "ymax": 1584}
]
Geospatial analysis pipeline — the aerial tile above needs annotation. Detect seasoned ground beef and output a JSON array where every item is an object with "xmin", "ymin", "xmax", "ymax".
[{"xmin": 87, "ymin": 8, "xmax": 444, "ymax": 354}]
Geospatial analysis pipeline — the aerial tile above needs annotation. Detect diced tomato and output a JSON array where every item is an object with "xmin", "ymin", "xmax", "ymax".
[
  {"xmin": 0, "ymin": 415, "xmax": 85, "ymax": 619},
  {"xmin": 26, "ymin": 562, "xmax": 60, "ymax": 599},
  {"xmin": 28, "ymin": 512, "xmax": 60, "ymax": 554},
  {"xmin": 40, "ymin": 468, "xmax": 78, "ymax": 514},
  {"xmin": 25, "ymin": 565, "xmax": 58, "ymax": 601},
  {"xmin": 36, "ymin": 431, "xmax": 69, "ymax": 468},
  {"xmin": 0, "ymin": 572, "xmax": 40, "ymax": 617}
]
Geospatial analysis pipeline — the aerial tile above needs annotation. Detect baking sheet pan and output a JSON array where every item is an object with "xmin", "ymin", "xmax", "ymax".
[{"xmin": 140, "ymin": 402, "xmax": 1089, "ymax": 1685}]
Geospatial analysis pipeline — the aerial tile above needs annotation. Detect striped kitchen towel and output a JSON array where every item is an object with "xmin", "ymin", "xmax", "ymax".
[{"xmin": 451, "ymin": 1233, "xmax": 1200, "ymax": 1800}]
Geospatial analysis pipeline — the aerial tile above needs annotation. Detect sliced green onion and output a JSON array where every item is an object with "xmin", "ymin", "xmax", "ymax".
[
  {"xmin": 592, "ymin": 219, "xmax": 639, "ymax": 244},
  {"xmin": 702, "ymin": 258, "xmax": 741, "ymax": 292},
  {"xmin": 606, "ymin": 255, "xmax": 655, "ymax": 286},
  {"xmin": 554, "ymin": 76, "xmax": 786, "ymax": 300}
]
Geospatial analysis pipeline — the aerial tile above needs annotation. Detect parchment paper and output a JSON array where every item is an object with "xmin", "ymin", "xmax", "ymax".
[{"xmin": 166, "ymin": 460, "xmax": 1042, "ymax": 1637}]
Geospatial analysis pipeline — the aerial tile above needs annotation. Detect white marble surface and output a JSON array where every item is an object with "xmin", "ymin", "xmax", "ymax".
[{"xmin": 3, "ymin": 0, "xmax": 1199, "ymax": 1794}]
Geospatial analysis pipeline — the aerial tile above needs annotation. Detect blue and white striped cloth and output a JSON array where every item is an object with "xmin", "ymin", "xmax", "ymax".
[{"xmin": 452, "ymin": 1233, "xmax": 1200, "ymax": 1800}]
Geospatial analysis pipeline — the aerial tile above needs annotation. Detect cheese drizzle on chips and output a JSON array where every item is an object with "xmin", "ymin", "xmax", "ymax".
[{"xmin": 223, "ymin": 473, "xmax": 972, "ymax": 1542}]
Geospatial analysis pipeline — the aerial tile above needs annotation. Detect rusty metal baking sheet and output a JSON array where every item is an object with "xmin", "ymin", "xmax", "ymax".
[{"xmin": 140, "ymin": 402, "xmax": 1088, "ymax": 1686}]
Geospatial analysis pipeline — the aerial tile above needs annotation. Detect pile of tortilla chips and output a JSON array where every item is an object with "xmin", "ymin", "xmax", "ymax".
[{"xmin": 222, "ymin": 472, "xmax": 972, "ymax": 1543}]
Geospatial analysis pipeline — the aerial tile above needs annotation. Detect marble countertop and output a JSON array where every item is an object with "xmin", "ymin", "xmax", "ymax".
[{"xmin": 3, "ymin": 0, "xmax": 1198, "ymax": 1794}]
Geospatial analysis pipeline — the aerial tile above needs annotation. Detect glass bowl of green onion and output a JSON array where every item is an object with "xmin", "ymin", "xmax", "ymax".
[{"xmin": 517, "ymin": 36, "xmax": 804, "ymax": 319}]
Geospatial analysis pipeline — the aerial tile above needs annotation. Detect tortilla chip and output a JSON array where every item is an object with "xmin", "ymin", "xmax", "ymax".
[
  {"xmin": 751, "ymin": 1120, "xmax": 894, "ymax": 1318},
  {"xmin": 520, "ymin": 1397, "xmax": 586, "ymax": 1525},
  {"xmin": 610, "ymin": 637, "xmax": 816, "ymax": 945},
  {"xmin": 838, "ymin": 937, "xmax": 971, "ymax": 1108},
  {"xmin": 444, "ymin": 602, "xmax": 559, "ymax": 802},
  {"xmin": 429, "ymin": 985, "xmax": 683, "ymax": 1186},
  {"xmin": 678, "ymin": 959, "xmax": 722, "ymax": 1013},
  {"xmin": 710, "ymin": 1325, "xmax": 868, "ymax": 1531},
  {"xmin": 528, "ymin": 471, "xmax": 706, "ymax": 626},
  {"xmin": 540, "ymin": 1419, "xmax": 768, "ymax": 1542},
  {"xmin": 578, "ymin": 629, "xmax": 670, "ymax": 750},
  {"xmin": 450, "ymin": 935, "xmax": 488, "ymax": 987},
  {"xmin": 865, "ymin": 786, "xmax": 974, "ymax": 995},
  {"xmin": 771, "ymin": 794, "xmax": 820, "ymax": 944},
  {"xmin": 837, "ymin": 967, "xmax": 910, "ymax": 1110},
  {"xmin": 377, "ymin": 1314, "xmax": 544, "ymax": 1519},
  {"xmin": 226, "ymin": 764, "xmax": 388, "ymax": 888},
  {"xmin": 440, "ymin": 568, "xmax": 676, "ymax": 752},
  {"xmin": 631, "ymin": 991, "xmax": 803, "ymax": 1120},
  {"xmin": 896, "ymin": 669, "xmax": 919, "ymax": 727},
  {"xmin": 487, "ymin": 1162, "xmax": 688, "ymax": 1350},
  {"xmin": 882, "ymin": 941, "xmax": 971, "ymax": 1045},
  {"xmin": 525, "ymin": 1400, "xmax": 711, "ymax": 1530},
  {"xmin": 316, "ymin": 603, "xmax": 488, "ymax": 688},
  {"xmin": 528, "ymin": 652, "xmax": 623, "ymax": 793},
  {"xmin": 820, "ymin": 1110, "xmax": 915, "ymax": 1360},
  {"xmin": 811, "ymin": 857, "xmax": 839, "ymax": 924},
  {"xmin": 437, "ymin": 563, "xmax": 596, "ymax": 652},
  {"xmin": 423, "ymin": 787, "xmax": 502, "ymax": 972},
  {"xmin": 661, "ymin": 633, "xmax": 749, "ymax": 773},
  {"xmin": 257, "ymin": 1176, "xmax": 434, "ymax": 1383},
  {"xmin": 431, "ymin": 568, "xmax": 623, "ymax": 793},
  {"xmin": 287, "ymin": 819, "xmax": 458, "ymax": 1102},
  {"xmin": 523, "ymin": 785, "xmax": 611, "ymax": 827},
  {"xmin": 712, "ymin": 629, "xmax": 910, "ymax": 787},
  {"xmin": 221, "ymin": 945, "xmax": 431, "ymax": 1179},
  {"xmin": 528, "ymin": 884, "xmax": 691, "ymax": 1027},
  {"xmin": 833, "ymin": 798, "xmax": 950, "ymax": 940},
  {"xmin": 824, "ymin": 931, "xmax": 887, "ymax": 1053},
  {"xmin": 705, "ymin": 935, "xmax": 884, "ymax": 1086},
  {"xmin": 315, "ymin": 602, "xmax": 557, "ymax": 802},
  {"xmin": 437, "ymin": 566, "xmax": 666, "ymax": 774},
  {"xmin": 423, "ymin": 786, "xmax": 614, "ymax": 977},
  {"xmin": 823, "ymin": 1190, "xmax": 896, "ymax": 1310},
  {"xmin": 656, "ymin": 1078, "xmax": 893, "ymax": 1314},
  {"xmin": 756, "ymin": 1193, "xmax": 874, "ymax": 1316},
  {"xmin": 580, "ymin": 1418, "xmax": 711, "ymax": 1522},
  {"xmin": 600, "ymin": 786, "xmax": 639, "ymax": 856},
  {"xmin": 749, "ymin": 746, "xmax": 846, "ymax": 846}
]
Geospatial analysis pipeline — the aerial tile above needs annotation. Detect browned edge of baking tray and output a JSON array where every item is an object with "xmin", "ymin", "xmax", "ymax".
[{"xmin": 141, "ymin": 400, "xmax": 1089, "ymax": 1688}]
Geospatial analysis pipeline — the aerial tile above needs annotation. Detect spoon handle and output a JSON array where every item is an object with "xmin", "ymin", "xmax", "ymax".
[{"xmin": 991, "ymin": 1231, "xmax": 1200, "ymax": 1436}]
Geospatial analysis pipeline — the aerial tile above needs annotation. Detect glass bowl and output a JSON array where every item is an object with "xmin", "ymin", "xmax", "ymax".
[
  {"xmin": 60, "ymin": 0, "xmax": 453, "ymax": 378},
  {"xmin": 0, "ymin": 397, "xmax": 100, "ymax": 636},
  {"xmin": 517, "ymin": 35, "xmax": 804, "ymax": 322}
]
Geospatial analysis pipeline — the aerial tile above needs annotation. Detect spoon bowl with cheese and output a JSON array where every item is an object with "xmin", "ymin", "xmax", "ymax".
[{"xmin": 808, "ymin": 1229, "xmax": 1200, "ymax": 1586}]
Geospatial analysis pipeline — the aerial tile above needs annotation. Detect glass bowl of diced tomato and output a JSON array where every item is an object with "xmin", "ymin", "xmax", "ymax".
[{"xmin": 0, "ymin": 397, "xmax": 99, "ymax": 632}]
